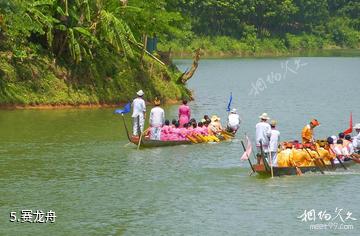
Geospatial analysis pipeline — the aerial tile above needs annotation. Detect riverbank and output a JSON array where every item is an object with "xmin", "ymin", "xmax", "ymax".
[
  {"xmin": 170, "ymin": 48, "xmax": 360, "ymax": 59},
  {"xmin": 158, "ymin": 35, "xmax": 360, "ymax": 58},
  {"xmin": 0, "ymin": 52, "xmax": 192, "ymax": 109}
]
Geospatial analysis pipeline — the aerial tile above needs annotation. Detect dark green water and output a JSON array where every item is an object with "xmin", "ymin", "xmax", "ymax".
[{"xmin": 1, "ymin": 57, "xmax": 360, "ymax": 235}]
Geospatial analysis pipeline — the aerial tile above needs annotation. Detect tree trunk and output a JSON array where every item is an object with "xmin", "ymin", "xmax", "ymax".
[{"xmin": 177, "ymin": 48, "xmax": 201, "ymax": 84}]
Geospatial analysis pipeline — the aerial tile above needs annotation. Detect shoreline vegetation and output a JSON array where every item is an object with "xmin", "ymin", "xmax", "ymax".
[
  {"xmin": 0, "ymin": 0, "xmax": 359, "ymax": 109},
  {"xmin": 159, "ymin": 36, "xmax": 360, "ymax": 58}
]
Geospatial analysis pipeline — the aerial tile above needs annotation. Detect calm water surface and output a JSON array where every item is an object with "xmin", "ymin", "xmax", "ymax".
[{"xmin": 0, "ymin": 57, "xmax": 359, "ymax": 235}]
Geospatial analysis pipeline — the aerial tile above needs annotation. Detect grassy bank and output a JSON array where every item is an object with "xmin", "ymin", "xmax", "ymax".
[{"xmin": 0, "ymin": 52, "xmax": 192, "ymax": 108}]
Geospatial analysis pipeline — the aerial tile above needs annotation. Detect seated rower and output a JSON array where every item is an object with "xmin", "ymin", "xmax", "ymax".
[
  {"xmin": 333, "ymin": 139, "xmax": 346, "ymax": 161},
  {"xmin": 178, "ymin": 123, "xmax": 189, "ymax": 141},
  {"xmin": 209, "ymin": 115, "xmax": 223, "ymax": 135},
  {"xmin": 170, "ymin": 122, "xmax": 181, "ymax": 141},
  {"xmin": 338, "ymin": 132, "xmax": 345, "ymax": 142},
  {"xmin": 194, "ymin": 122, "xmax": 203, "ymax": 134},
  {"xmin": 171, "ymin": 119, "xmax": 177, "ymax": 128},
  {"xmin": 343, "ymin": 135, "xmax": 353, "ymax": 155},
  {"xmin": 160, "ymin": 120, "xmax": 171, "ymax": 141}
]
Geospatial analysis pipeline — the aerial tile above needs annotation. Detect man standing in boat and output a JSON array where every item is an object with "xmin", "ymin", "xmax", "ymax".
[
  {"xmin": 131, "ymin": 90, "xmax": 146, "ymax": 136},
  {"xmin": 149, "ymin": 98, "xmax": 165, "ymax": 140},
  {"xmin": 178, "ymin": 100, "xmax": 191, "ymax": 127},
  {"xmin": 255, "ymin": 113, "xmax": 271, "ymax": 157},
  {"xmin": 301, "ymin": 119, "xmax": 320, "ymax": 143},
  {"xmin": 269, "ymin": 120, "xmax": 280, "ymax": 166},
  {"xmin": 353, "ymin": 123, "xmax": 360, "ymax": 154},
  {"xmin": 226, "ymin": 108, "xmax": 241, "ymax": 134}
]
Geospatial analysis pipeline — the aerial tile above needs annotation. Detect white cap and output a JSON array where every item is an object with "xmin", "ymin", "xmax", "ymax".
[
  {"xmin": 259, "ymin": 113, "xmax": 270, "ymax": 120},
  {"xmin": 136, "ymin": 90, "xmax": 144, "ymax": 96},
  {"xmin": 230, "ymin": 108, "xmax": 237, "ymax": 113},
  {"xmin": 353, "ymin": 123, "xmax": 360, "ymax": 130}
]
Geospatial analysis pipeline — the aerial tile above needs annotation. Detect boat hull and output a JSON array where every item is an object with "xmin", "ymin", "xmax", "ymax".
[
  {"xmin": 130, "ymin": 136, "xmax": 192, "ymax": 147},
  {"xmin": 252, "ymin": 160, "xmax": 357, "ymax": 177},
  {"xmin": 129, "ymin": 132, "xmax": 235, "ymax": 148}
]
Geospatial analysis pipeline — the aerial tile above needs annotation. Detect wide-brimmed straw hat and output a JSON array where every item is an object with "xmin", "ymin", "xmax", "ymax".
[
  {"xmin": 354, "ymin": 123, "xmax": 360, "ymax": 130},
  {"xmin": 270, "ymin": 120, "xmax": 277, "ymax": 126},
  {"xmin": 211, "ymin": 115, "xmax": 220, "ymax": 122},
  {"xmin": 259, "ymin": 113, "xmax": 270, "ymax": 120},
  {"xmin": 136, "ymin": 90, "xmax": 144, "ymax": 96}
]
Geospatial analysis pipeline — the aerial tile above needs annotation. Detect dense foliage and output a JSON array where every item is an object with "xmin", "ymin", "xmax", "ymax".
[
  {"xmin": 163, "ymin": 0, "xmax": 360, "ymax": 55},
  {"xmin": 0, "ymin": 0, "xmax": 190, "ymax": 105}
]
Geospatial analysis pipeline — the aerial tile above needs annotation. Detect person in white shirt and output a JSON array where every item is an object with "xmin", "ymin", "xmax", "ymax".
[
  {"xmin": 256, "ymin": 113, "xmax": 271, "ymax": 154},
  {"xmin": 226, "ymin": 108, "xmax": 241, "ymax": 133},
  {"xmin": 131, "ymin": 90, "xmax": 146, "ymax": 136},
  {"xmin": 149, "ymin": 98, "xmax": 165, "ymax": 140},
  {"xmin": 269, "ymin": 120, "xmax": 280, "ymax": 166},
  {"xmin": 344, "ymin": 135, "xmax": 354, "ymax": 155},
  {"xmin": 353, "ymin": 123, "xmax": 360, "ymax": 154}
]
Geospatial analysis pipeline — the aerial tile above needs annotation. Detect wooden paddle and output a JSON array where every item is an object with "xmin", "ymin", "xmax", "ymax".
[
  {"xmin": 137, "ymin": 116, "xmax": 144, "ymax": 150},
  {"xmin": 137, "ymin": 132, "xmax": 143, "ymax": 150},
  {"xmin": 268, "ymin": 149, "xmax": 274, "ymax": 178},
  {"xmin": 186, "ymin": 135, "xmax": 198, "ymax": 143},
  {"xmin": 304, "ymin": 148, "xmax": 325, "ymax": 174}
]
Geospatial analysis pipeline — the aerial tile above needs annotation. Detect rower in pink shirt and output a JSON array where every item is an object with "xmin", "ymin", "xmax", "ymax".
[
  {"xmin": 194, "ymin": 123, "xmax": 203, "ymax": 135},
  {"xmin": 169, "ymin": 122, "xmax": 182, "ymax": 141},
  {"xmin": 160, "ymin": 120, "xmax": 171, "ymax": 141},
  {"xmin": 193, "ymin": 122, "xmax": 206, "ymax": 136},
  {"xmin": 179, "ymin": 123, "xmax": 190, "ymax": 140},
  {"xmin": 178, "ymin": 100, "xmax": 191, "ymax": 127}
]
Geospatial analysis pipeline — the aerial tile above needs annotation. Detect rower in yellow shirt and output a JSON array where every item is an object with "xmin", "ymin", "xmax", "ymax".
[{"xmin": 302, "ymin": 119, "xmax": 320, "ymax": 144}]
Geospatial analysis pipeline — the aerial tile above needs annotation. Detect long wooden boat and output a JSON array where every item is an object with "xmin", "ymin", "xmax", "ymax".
[
  {"xmin": 252, "ymin": 159, "xmax": 357, "ymax": 177},
  {"xmin": 127, "ymin": 131, "xmax": 235, "ymax": 148},
  {"xmin": 122, "ymin": 116, "xmax": 235, "ymax": 148}
]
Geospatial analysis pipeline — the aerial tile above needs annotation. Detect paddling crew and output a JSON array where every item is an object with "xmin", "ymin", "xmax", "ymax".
[
  {"xmin": 131, "ymin": 90, "xmax": 146, "ymax": 136},
  {"xmin": 149, "ymin": 98, "xmax": 165, "ymax": 140},
  {"xmin": 227, "ymin": 108, "xmax": 241, "ymax": 134},
  {"xmin": 269, "ymin": 120, "xmax": 280, "ymax": 166},
  {"xmin": 178, "ymin": 100, "xmax": 191, "ymax": 127},
  {"xmin": 353, "ymin": 123, "xmax": 360, "ymax": 154},
  {"xmin": 302, "ymin": 119, "xmax": 320, "ymax": 144},
  {"xmin": 255, "ymin": 113, "xmax": 271, "ymax": 155}
]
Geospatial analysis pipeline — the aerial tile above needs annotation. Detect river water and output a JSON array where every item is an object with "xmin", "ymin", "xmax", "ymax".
[{"xmin": 0, "ymin": 57, "xmax": 359, "ymax": 235}]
